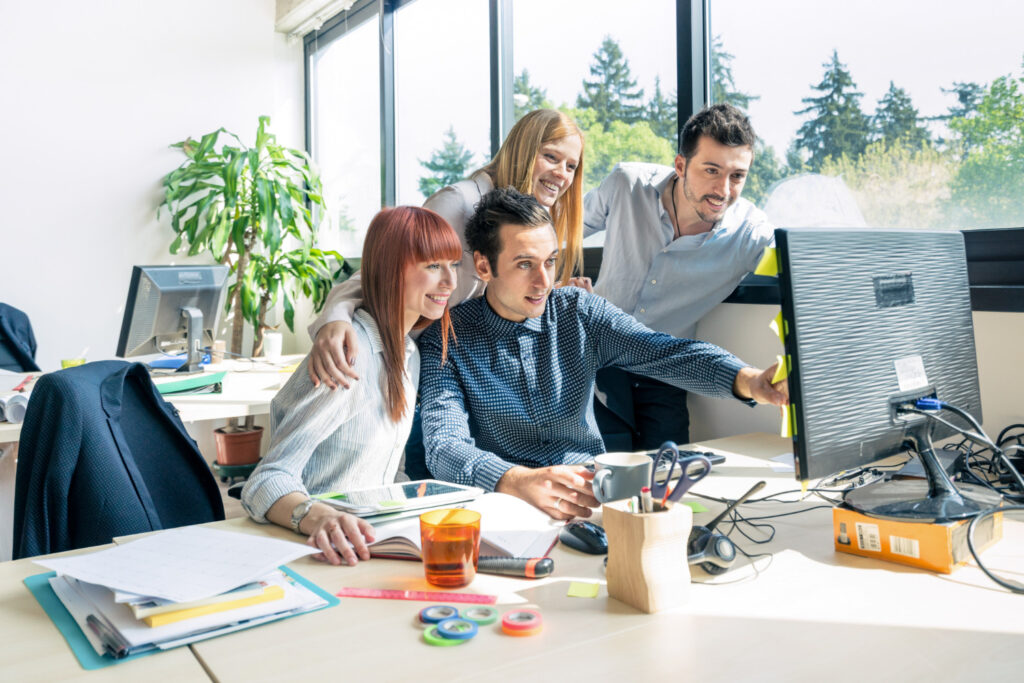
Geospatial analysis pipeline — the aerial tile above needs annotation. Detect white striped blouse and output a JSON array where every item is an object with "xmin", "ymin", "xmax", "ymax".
[{"xmin": 241, "ymin": 309, "xmax": 417, "ymax": 523}]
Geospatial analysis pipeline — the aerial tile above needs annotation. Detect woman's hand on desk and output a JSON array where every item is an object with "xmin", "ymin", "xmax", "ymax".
[
  {"xmin": 303, "ymin": 504, "xmax": 376, "ymax": 566},
  {"xmin": 309, "ymin": 321, "xmax": 361, "ymax": 390}
]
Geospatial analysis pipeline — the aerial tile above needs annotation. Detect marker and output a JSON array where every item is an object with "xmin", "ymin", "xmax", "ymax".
[
  {"xmin": 12, "ymin": 375, "xmax": 33, "ymax": 392},
  {"xmin": 478, "ymin": 556, "xmax": 554, "ymax": 578},
  {"xmin": 641, "ymin": 486, "xmax": 653, "ymax": 514}
]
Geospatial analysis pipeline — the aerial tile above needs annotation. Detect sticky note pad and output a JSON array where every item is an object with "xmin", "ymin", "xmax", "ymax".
[
  {"xmin": 780, "ymin": 403, "xmax": 792, "ymax": 438},
  {"xmin": 754, "ymin": 247, "xmax": 778, "ymax": 277},
  {"xmin": 683, "ymin": 501, "xmax": 708, "ymax": 514},
  {"xmin": 769, "ymin": 311, "xmax": 786, "ymax": 344},
  {"xmin": 771, "ymin": 355, "xmax": 788, "ymax": 384},
  {"xmin": 567, "ymin": 582, "xmax": 600, "ymax": 599}
]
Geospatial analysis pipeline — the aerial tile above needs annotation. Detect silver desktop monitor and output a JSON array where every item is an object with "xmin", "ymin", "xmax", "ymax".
[
  {"xmin": 776, "ymin": 228, "xmax": 1000, "ymax": 521},
  {"xmin": 116, "ymin": 265, "xmax": 228, "ymax": 374}
]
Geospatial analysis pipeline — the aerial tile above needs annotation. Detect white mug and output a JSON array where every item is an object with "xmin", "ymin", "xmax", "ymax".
[{"xmin": 263, "ymin": 332, "xmax": 283, "ymax": 361}]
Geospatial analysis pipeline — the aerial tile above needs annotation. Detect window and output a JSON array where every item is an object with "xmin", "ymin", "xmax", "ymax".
[
  {"xmin": 307, "ymin": 6, "xmax": 381, "ymax": 256},
  {"xmin": 514, "ymin": 0, "xmax": 677, "ymax": 246},
  {"xmin": 394, "ymin": 0, "xmax": 490, "ymax": 206},
  {"xmin": 710, "ymin": 0, "xmax": 1024, "ymax": 230}
]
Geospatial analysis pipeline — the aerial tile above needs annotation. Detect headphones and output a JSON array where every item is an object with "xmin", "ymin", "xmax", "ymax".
[{"xmin": 686, "ymin": 481, "xmax": 765, "ymax": 575}]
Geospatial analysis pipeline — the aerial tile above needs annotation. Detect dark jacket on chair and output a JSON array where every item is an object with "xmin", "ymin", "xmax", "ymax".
[
  {"xmin": 13, "ymin": 361, "xmax": 225, "ymax": 559},
  {"xmin": 0, "ymin": 302, "xmax": 41, "ymax": 372}
]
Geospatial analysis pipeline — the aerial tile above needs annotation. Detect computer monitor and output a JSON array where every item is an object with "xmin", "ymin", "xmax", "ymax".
[
  {"xmin": 777, "ymin": 228, "xmax": 1001, "ymax": 521},
  {"xmin": 116, "ymin": 265, "xmax": 229, "ymax": 374}
]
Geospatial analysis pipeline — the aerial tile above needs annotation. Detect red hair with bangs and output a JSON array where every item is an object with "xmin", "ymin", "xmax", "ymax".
[{"xmin": 361, "ymin": 206, "xmax": 461, "ymax": 422}]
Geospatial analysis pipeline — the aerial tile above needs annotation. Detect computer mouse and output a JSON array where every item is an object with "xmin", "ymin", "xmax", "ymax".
[{"xmin": 558, "ymin": 520, "xmax": 608, "ymax": 555}]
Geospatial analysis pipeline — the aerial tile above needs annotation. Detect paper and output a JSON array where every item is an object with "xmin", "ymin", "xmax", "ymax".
[
  {"xmin": 754, "ymin": 247, "xmax": 778, "ymax": 277},
  {"xmin": 567, "ymin": 582, "xmax": 600, "ymax": 598},
  {"xmin": 35, "ymin": 527, "xmax": 318, "ymax": 603},
  {"xmin": 770, "ymin": 452, "xmax": 795, "ymax": 473}
]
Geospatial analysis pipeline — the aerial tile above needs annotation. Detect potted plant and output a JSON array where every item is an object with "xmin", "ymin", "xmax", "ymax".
[{"xmin": 159, "ymin": 116, "xmax": 342, "ymax": 465}]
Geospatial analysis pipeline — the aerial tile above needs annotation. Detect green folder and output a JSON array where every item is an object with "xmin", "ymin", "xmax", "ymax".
[{"xmin": 154, "ymin": 371, "xmax": 227, "ymax": 396}]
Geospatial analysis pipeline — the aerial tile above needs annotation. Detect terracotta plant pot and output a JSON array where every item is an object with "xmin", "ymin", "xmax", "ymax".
[{"xmin": 213, "ymin": 426, "xmax": 264, "ymax": 466}]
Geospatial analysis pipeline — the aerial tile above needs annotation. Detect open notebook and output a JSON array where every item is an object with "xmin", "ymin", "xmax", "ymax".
[{"xmin": 368, "ymin": 492, "xmax": 562, "ymax": 560}]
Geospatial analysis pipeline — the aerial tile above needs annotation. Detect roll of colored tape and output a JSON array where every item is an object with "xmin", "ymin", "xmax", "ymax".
[
  {"xmin": 436, "ymin": 617, "xmax": 479, "ymax": 641},
  {"xmin": 461, "ymin": 606, "xmax": 498, "ymax": 625},
  {"xmin": 419, "ymin": 605, "xmax": 459, "ymax": 624},
  {"xmin": 502, "ymin": 623, "xmax": 543, "ymax": 637},
  {"xmin": 501, "ymin": 609, "xmax": 543, "ymax": 635},
  {"xmin": 422, "ymin": 626, "xmax": 469, "ymax": 647}
]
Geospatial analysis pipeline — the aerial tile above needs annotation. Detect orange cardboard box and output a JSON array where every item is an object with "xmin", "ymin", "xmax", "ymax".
[{"xmin": 832, "ymin": 505, "xmax": 1002, "ymax": 573}]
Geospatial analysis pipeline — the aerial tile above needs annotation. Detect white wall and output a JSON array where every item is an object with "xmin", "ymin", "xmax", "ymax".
[
  {"xmin": 690, "ymin": 303, "xmax": 1024, "ymax": 442},
  {"xmin": 0, "ymin": 0, "xmax": 305, "ymax": 370}
]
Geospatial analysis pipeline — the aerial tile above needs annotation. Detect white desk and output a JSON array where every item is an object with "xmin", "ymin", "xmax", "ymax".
[
  {"xmin": 5, "ymin": 434, "xmax": 1022, "ymax": 680},
  {"xmin": 0, "ymin": 546, "xmax": 211, "ymax": 681},
  {"xmin": 186, "ymin": 433, "xmax": 1021, "ymax": 681}
]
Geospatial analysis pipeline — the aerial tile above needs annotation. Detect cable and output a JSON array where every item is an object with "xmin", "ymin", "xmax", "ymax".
[{"xmin": 967, "ymin": 506, "xmax": 1024, "ymax": 594}]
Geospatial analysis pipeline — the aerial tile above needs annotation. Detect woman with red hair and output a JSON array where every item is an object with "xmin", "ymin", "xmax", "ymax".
[{"xmin": 242, "ymin": 206, "xmax": 461, "ymax": 566}]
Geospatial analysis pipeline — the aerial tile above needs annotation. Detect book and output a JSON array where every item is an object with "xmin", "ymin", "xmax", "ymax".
[
  {"xmin": 142, "ymin": 584, "xmax": 285, "ymax": 627},
  {"xmin": 368, "ymin": 493, "xmax": 561, "ymax": 561},
  {"xmin": 130, "ymin": 580, "xmax": 266, "ymax": 619}
]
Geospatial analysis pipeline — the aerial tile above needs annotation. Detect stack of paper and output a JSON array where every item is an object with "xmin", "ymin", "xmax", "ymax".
[{"xmin": 34, "ymin": 527, "xmax": 324, "ymax": 659}]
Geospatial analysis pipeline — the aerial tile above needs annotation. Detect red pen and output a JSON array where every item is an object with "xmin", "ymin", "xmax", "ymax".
[{"xmin": 12, "ymin": 375, "xmax": 33, "ymax": 392}]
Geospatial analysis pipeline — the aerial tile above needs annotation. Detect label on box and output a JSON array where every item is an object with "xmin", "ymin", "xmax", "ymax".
[
  {"xmin": 855, "ymin": 523, "xmax": 881, "ymax": 552},
  {"xmin": 889, "ymin": 535, "xmax": 921, "ymax": 559}
]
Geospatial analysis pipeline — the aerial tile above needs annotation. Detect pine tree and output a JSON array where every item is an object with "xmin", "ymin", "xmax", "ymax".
[
  {"xmin": 941, "ymin": 81, "xmax": 985, "ymax": 120},
  {"xmin": 418, "ymin": 127, "xmax": 474, "ymax": 199},
  {"xmin": 646, "ymin": 76, "xmax": 677, "ymax": 142},
  {"xmin": 793, "ymin": 50, "xmax": 870, "ymax": 171},
  {"xmin": 576, "ymin": 36, "xmax": 645, "ymax": 127},
  {"xmin": 710, "ymin": 36, "xmax": 757, "ymax": 110},
  {"xmin": 513, "ymin": 70, "xmax": 552, "ymax": 121},
  {"xmin": 873, "ymin": 81, "xmax": 930, "ymax": 148}
]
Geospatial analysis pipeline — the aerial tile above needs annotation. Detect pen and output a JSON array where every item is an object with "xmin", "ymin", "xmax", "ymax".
[
  {"xmin": 12, "ymin": 375, "xmax": 33, "ymax": 392},
  {"xmin": 641, "ymin": 486, "xmax": 653, "ymax": 514},
  {"xmin": 477, "ymin": 557, "xmax": 555, "ymax": 578},
  {"xmin": 86, "ymin": 614, "xmax": 130, "ymax": 659}
]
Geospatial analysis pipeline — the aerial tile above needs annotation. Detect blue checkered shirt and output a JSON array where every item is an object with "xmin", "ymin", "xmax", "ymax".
[{"xmin": 419, "ymin": 288, "xmax": 749, "ymax": 491}]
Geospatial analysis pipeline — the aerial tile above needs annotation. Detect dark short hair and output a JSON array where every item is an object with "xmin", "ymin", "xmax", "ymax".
[
  {"xmin": 465, "ymin": 187, "xmax": 552, "ymax": 271},
  {"xmin": 679, "ymin": 103, "xmax": 756, "ymax": 158}
]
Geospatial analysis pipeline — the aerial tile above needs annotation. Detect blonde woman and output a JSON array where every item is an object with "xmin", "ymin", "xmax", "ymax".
[{"xmin": 306, "ymin": 109, "xmax": 588, "ymax": 390}]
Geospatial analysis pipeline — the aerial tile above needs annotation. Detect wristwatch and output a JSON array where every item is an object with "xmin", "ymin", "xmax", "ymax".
[{"xmin": 290, "ymin": 498, "xmax": 315, "ymax": 534}]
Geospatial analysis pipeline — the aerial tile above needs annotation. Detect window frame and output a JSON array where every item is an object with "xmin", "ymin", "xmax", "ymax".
[{"xmin": 306, "ymin": 0, "xmax": 1023, "ymax": 312}]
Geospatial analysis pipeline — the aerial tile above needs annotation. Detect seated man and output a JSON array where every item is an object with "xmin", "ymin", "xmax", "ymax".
[{"xmin": 419, "ymin": 188, "xmax": 786, "ymax": 520}]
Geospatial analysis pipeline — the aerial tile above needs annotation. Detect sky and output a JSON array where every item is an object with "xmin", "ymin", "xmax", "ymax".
[{"xmin": 312, "ymin": 0, "xmax": 1024, "ymax": 247}]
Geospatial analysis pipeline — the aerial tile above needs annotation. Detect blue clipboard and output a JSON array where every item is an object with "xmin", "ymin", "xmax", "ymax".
[{"xmin": 24, "ymin": 566, "xmax": 339, "ymax": 670}]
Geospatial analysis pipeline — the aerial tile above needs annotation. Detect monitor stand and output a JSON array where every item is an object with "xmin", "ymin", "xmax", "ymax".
[
  {"xmin": 173, "ymin": 306, "xmax": 206, "ymax": 375},
  {"xmin": 843, "ymin": 430, "xmax": 1001, "ymax": 522}
]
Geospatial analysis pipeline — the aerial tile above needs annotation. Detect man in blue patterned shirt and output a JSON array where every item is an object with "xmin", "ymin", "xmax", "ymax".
[{"xmin": 419, "ymin": 188, "xmax": 786, "ymax": 519}]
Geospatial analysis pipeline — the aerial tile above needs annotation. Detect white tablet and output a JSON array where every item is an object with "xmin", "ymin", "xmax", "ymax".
[{"xmin": 314, "ymin": 480, "xmax": 483, "ymax": 517}]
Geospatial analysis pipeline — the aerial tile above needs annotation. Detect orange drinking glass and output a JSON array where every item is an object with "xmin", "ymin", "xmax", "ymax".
[{"xmin": 419, "ymin": 509, "xmax": 481, "ymax": 588}]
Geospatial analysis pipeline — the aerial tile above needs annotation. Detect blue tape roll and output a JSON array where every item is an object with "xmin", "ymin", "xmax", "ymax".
[
  {"xmin": 419, "ymin": 605, "xmax": 459, "ymax": 624},
  {"xmin": 436, "ymin": 617, "xmax": 479, "ymax": 641}
]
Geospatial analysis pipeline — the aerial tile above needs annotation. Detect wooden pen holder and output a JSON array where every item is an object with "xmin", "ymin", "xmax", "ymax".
[{"xmin": 604, "ymin": 502, "xmax": 692, "ymax": 614}]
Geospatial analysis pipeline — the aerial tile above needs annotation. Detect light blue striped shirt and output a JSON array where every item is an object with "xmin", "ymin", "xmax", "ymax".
[
  {"xmin": 242, "ymin": 309, "xmax": 417, "ymax": 523},
  {"xmin": 585, "ymin": 163, "xmax": 775, "ymax": 340}
]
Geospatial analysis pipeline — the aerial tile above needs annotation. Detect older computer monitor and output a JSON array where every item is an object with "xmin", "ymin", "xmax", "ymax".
[
  {"xmin": 777, "ymin": 228, "xmax": 1001, "ymax": 521},
  {"xmin": 116, "ymin": 265, "xmax": 228, "ymax": 374}
]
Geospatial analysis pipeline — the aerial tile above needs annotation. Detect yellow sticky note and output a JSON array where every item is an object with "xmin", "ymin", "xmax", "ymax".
[
  {"xmin": 754, "ymin": 247, "xmax": 779, "ymax": 277},
  {"xmin": 769, "ymin": 311, "xmax": 786, "ymax": 345},
  {"xmin": 567, "ymin": 581, "xmax": 600, "ymax": 599},
  {"xmin": 780, "ymin": 403, "xmax": 792, "ymax": 438},
  {"xmin": 771, "ymin": 355, "xmax": 788, "ymax": 384}
]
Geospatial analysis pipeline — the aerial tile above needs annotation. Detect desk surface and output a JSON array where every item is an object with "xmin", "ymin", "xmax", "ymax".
[
  {"xmin": 0, "ymin": 357, "xmax": 300, "ymax": 443},
  {"xmin": 5, "ymin": 433, "xmax": 1022, "ymax": 681},
  {"xmin": 189, "ymin": 433, "xmax": 1021, "ymax": 681}
]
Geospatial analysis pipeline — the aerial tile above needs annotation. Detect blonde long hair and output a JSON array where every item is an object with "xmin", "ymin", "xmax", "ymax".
[{"xmin": 481, "ymin": 109, "xmax": 585, "ymax": 284}]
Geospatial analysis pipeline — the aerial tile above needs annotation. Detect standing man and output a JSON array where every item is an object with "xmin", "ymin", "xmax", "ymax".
[
  {"xmin": 585, "ymin": 103, "xmax": 775, "ymax": 451},
  {"xmin": 419, "ymin": 188, "xmax": 785, "ymax": 519}
]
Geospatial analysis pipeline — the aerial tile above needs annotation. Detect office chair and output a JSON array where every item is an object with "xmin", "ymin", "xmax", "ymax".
[
  {"xmin": 0, "ymin": 302, "xmax": 41, "ymax": 372},
  {"xmin": 13, "ymin": 361, "xmax": 225, "ymax": 559}
]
